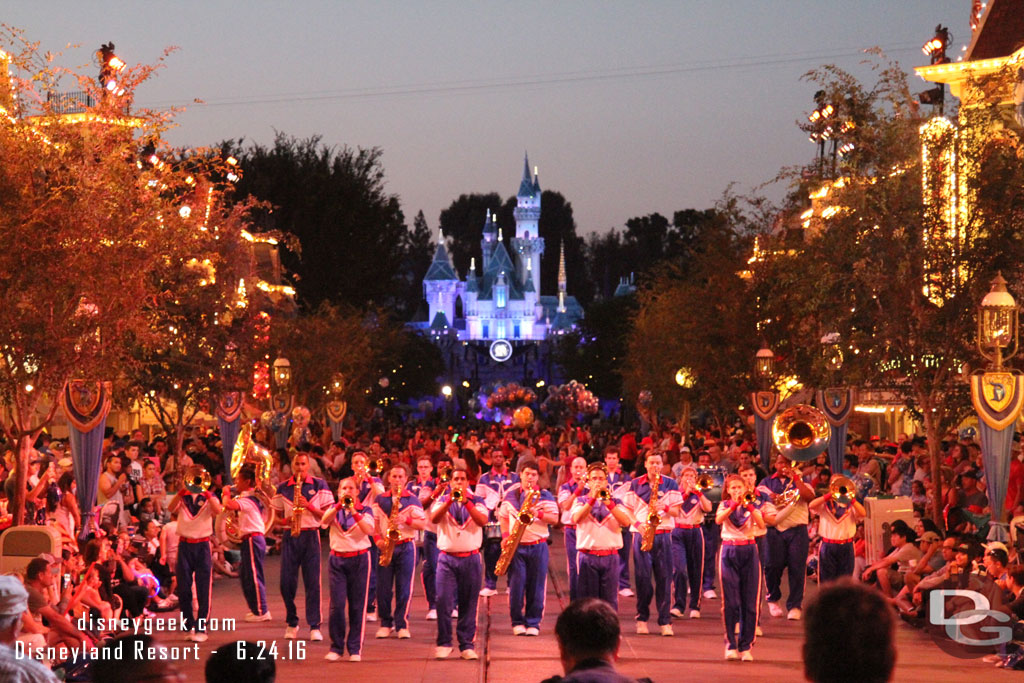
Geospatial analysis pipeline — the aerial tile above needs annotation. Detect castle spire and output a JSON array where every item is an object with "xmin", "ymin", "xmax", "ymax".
[
  {"xmin": 518, "ymin": 151, "xmax": 535, "ymax": 197},
  {"xmin": 557, "ymin": 239, "xmax": 567, "ymax": 313}
]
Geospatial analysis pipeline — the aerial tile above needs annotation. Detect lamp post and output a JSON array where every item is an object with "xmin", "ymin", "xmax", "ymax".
[
  {"xmin": 755, "ymin": 344, "xmax": 775, "ymax": 382},
  {"xmin": 272, "ymin": 357, "xmax": 292, "ymax": 393},
  {"xmin": 675, "ymin": 367, "xmax": 695, "ymax": 447},
  {"xmin": 270, "ymin": 356, "xmax": 293, "ymax": 449},
  {"xmin": 977, "ymin": 273, "xmax": 1019, "ymax": 370},
  {"xmin": 752, "ymin": 344, "xmax": 779, "ymax": 473},
  {"xmin": 818, "ymin": 333, "xmax": 855, "ymax": 475},
  {"xmin": 441, "ymin": 384, "xmax": 453, "ymax": 424}
]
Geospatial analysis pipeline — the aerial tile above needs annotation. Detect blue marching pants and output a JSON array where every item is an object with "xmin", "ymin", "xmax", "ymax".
[
  {"xmin": 720, "ymin": 542, "xmax": 760, "ymax": 652},
  {"xmin": 618, "ymin": 529, "xmax": 632, "ymax": 590},
  {"xmin": 701, "ymin": 520, "xmax": 721, "ymax": 592},
  {"xmin": 176, "ymin": 540, "xmax": 212, "ymax": 633},
  {"xmin": 577, "ymin": 550, "xmax": 620, "ymax": 609},
  {"xmin": 765, "ymin": 525, "xmax": 809, "ymax": 610},
  {"xmin": 420, "ymin": 531, "xmax": 438, "ymax": 610},
  {"xmin": 672, "ymin": 526, "xmax": 704, "ymax": 612},
  {"xmin": 633, "ymin": 532, "xmax": 673, "ymax": 625},
  {"xmin": 818, "ymin": 539, "xmax": 854, "ymax": 583},
  {"xmin": 435, "ymin": 551, "xmax": 482, "ymax": 651},
  {"xmin": 377, "ymin": 541, "xmax": 417, "ymax": 630},
  {"xmin": 280, "ymin": 528, "xmax": 322, "ymax": 629},
  {"xmin": 367, "ymin": 543, "xmax": 378, "ymax": 612},
  {"xmin": 483, "ymin": 538, "xmax": 502, "ymax": 591},
  {"xmin": 328, "ymin": 550, "xmax": 370, "ymax": 656},
  {"xmin": 564, "ymin": 526, "xmax": 579, "ymax": 601},
  {"xmin": 508, "ymin": 542, "xmax": 549, "ymax": 629},
  {"xmin": 240, "ymin": 534, "xmax": 269, "ymax": 616}
]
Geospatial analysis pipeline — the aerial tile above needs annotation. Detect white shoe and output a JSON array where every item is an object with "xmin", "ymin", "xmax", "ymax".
[
  {"xmin": 245, "ymin": 612, "xmax": 272, "ymax": 622},
  {"xmin": 426, "ymin": 609, "xmax": 438, "ymax": 621},
  {"xmin": 767, "ymin": 601, "xmax": 784, "ymax": 618},
  {"xmin": 670, "ymin": 607, "xmax": 685, "ymax": 618},
  {"xmin": 741, "ymin": 650, "xmax": 754, "ymax": 662},
  {"xmin": 397, "ymin": 629, "xmax": 411, "ymax": 639},
  {"xmin": 755, "ymin": 626, "xmax": 763, "ymax": 637},
  {"xmin": 366, "ymin": 610, "xmax": 378, "ymax": 622},
  {"xmin": 525, "ymin": 627, "xmax": 539, "ymax": 636},
  {"xmin": 284, "ymin": 626, "xmax": 298, "ymax": 639},
  {"xmin": 725, "ymin": 648, "xmax": 739, "ymax": 661},
  {"xmin": 375, "ymin": 627, "xmax": 393, "ymax": 639},
  {"xmin": 190, "ymin": 632, "xmax": 208, "ymax": 643},
  {"xmin": 461, "ymin": 649, "xmax": 479, "ymax": 660},
  {"xmin": 689, "ymin": 609, "xmax": 700, "ymax": 619},
  {"xmin": 325, "ymin": 652, "xmax": 342, "ymax": 662},
  {"xmin": 660, "ymin": 624, "xmax": 674, "ymax": 636},
  {"xmin": 635, "ymin": 621, "xmax": 649, "ymax": 635},
  {"xmin": 435, "ymin": 646, "xmax": 453, "ymax": 659},
  {"xmin": 787, "ymin": 608, "xmax": 802, "ymax": 621},
  {"xmin": 703, "ymin": 589, "xmax": 718, "ymax": 599},
  {"xmin": 348, "ymin": 654, "xmax": 361, "ymax": 662},
  {"xmin": 309, "ymin": 629, "xmax": 323, "ymax": 641},
  {"xmin": 479, "ymin": 587, "xmax": 498, "ymax": 597},
  {"xmin": 512, "ymin": 625, "xmax": 526, "ymax": 636},
  {"xmin": 618, "ymin": 587, "xmax": 635, "ymax": 597}
]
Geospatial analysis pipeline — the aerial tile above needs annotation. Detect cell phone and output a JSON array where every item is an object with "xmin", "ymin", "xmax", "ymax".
[{"xmin": 452, "ymin": 434, "xmax": 459, "ymax": 443}]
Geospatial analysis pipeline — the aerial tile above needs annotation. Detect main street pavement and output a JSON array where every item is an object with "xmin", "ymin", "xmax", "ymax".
[{"xmin": 167, "ymin": 534, "xmax": 1001, "ymax": 682}]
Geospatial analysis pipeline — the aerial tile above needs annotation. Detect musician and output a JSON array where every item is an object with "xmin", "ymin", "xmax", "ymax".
[
  {"xmin": 571, "ymin": 463, "xmax": 634, "ymax": 609},
  {"xmin": 273, "ymin": 451, "xmax": 334, "ymax": 641},
  {"xmin": 627, "ymin": 451, "xmax": 682, "ymax": 636},
  {"xmin": 167, "ymin": 471, "xmax": 223, "ymax": 642},
  {"xmin": 351, "ymin": 450, "xmax": 385, "ymax": 621},
  {"xmin": 499, "ymin": 460, "xmax": 559, "ymax": 636},
  {"xmin": 558, "ymin": 456, "xmax": 590, "ymax": 601},
  {"xmin": 696, "ymin": 452, "xmax": 722, "ymax": 601},
  {"xmin": 408, "ymin": 454, "xmax": 439, "ymax": 620},
  {"xmin": 808, "ymin": 475, "xmax": 865, "ymax": 582},
  {"xmin": 373, "ymin": 463, "xmax": 426, "ymax": 639},
  {"xmin": 672, "ymin": 466, "xmax": 712, "ymax": 619},
  {"xmin": 429, "ymin": 467, "xmax": 489, "ymax": 660},
  {"xmin": 758, "ymin": 453, "xmax": 815, "ymax": 620},
  {"xmin": 604, "ymin": 448, "xmax": 634, "ymax": 597},
  {"xmin": 476, "ymin": 451, "xmax": 520, "ymax": 597},
  {"xmin": 717, "ymin": 474, "xmax": 764, "ymax": 661},
  {"xmin": 221, "ymin": 464, "xmax": 270, "ymax": 622},
  {"xmin": 321, "ymin": 477, "xmax": 376, "ymax": 662},
  {"xmin": 739, "ymin": 462, "xmax": 775, "ymax": 637}
]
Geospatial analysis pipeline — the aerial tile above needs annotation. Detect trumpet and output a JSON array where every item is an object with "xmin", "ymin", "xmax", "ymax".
[
  {"xmin": 438, "ymin": 464, "xmax": 452, "ymax": 484},
  {"xmin": 829, "ymin": 475, "xmax": 856, "ymax": 503},
  {"xmin": 368, "ymin": 458, "xmax": 384, "ymax": 477},
  {"xmin": 696, "ymin": 474, "xmax": 715, "ymax": 491},
  {"xmin": 183, "ymin": 465, "xmax": 211, "ymax": 494},
  {"xmin": 339, "ymin": 495, "xmax": 355, "ymax": 510},
  {"xmin": 741, "ymin": 491, "xmax": 757, "ymax": 506},
  {"xmin": 597, "ymin": 488, "xmax": 613, "ymax": 503},
  {"xmin": 450, "ymin": 488, "xmax": 465, "ymax": 503}
]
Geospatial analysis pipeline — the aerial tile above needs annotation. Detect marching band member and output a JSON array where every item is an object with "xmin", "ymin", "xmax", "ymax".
[
  {"xmin": 808, "ymin": 474, "xmax": 865, "ymax": 582},
  {"xmin": 759, "ymin": 453, "xmax": 815, "ymax": 621},
  {"xmin": 429, "ymin": 467, "xmax": 489, "ymax": 660},
  {"xmin": 717, "ymin": 474, "xmax": 764, "ymax": 661},
  {"xmin": 476, "ymin": 451, "xmax": 519, "ymax": 597},
  {"xmin": 321, "ymin": 477, "xmax": 376, "ymax": 662},
  {"xmin": 167, "ymin": 472, "xmax": 223, "ymax": 642},
  {"xmin": 409, "ymin": 454, "xmax": 439, "ymax": 620},
  {"xmin": 571, "ymin": 463, "xmax": 634, "ymax": 609},
  {"xmin": 498, "ymin": 460, "xmax": 559, "ymax": 636},
  {"xmin": 739, "ymin": 462, "xmax": 775, "ymax": 637},
  {"xmin": 697, "ymin": 451, "xmax": 722, "ymax": 601},
  {"xmin": 604, "ymin": 448, "xmax": 634, "ymax": 597},
  {"xmin": 671, "ymin": 466, "xmax": 711, "ymax": 619},
  {"xmin": 273, "ymin": 451, "xmax": 334, "ymax": 641},
  {"xmin": 221, "ymin": 464, "xmax": 271, "ymax": 622},
  {"xmin": 351, "ymin": 450, "xmax": 385, "ymax": 621},
  {"xmin": 373, "ymin": 463, "xmax": 426, "ymax": 639},
  {"xmin": 557, "ymin": 456, "xmax": 589, "ymax": 601},
  {"xmin": 627, "ymin": 451, "xmax": 682, "ymax": 636}
]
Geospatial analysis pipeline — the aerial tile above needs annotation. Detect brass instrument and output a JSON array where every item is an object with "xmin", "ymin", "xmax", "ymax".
[
  {"xmin": 829, "ymin": 475, "xmax": 856, "ymax": 504},
  {"xmin": 597, "ymin": 488, "xmax": 613, "ymax": 503},
  {"xmin": 438, "ymin": 464, "xmax": 452, "ymax": 484},
  {"xmin": 183, "ymin": 465, "xmax": 211, "ymax": 494},
  {"xmin": 696, "ymin": 473, "xmax": 715, "ymax": 491},
  {"xmin": 742, "ymin": 491, "xmax": 758, "ymax": 506},
  {"xmin": 495, "ymin": 488, "xmax": 539, "ymax": 576},
  {"xmin": 217, "ymin": 424, "xmax": 278, "ymax": 548},
  {"xmin": 771, "ymin": 404, "xmax": 831, "ymax": 509},
  {"xmin": 368, "ymin": 458, "xmax": 384, "ymax": 477},
  {"xmin": 291, "ymin": 489, "xmax": 306, "ymax": 536},
  {"xmin": 379, "ymin": 488, "xmax": 403, "ymax": 568},
  {"xmin": 450, "ymin": 488, "xmax": 465, "ymax": 503},
  {"xmin": 775, "ymin": 487, "xmax": 801, "ymax": 508},
  {"xmin": 339, "ymin": 495, "xmax": 355, "ymax": 510},
  {"xmin": 640, "ymin": 473, "xmax": 662, "ymax": 552}
]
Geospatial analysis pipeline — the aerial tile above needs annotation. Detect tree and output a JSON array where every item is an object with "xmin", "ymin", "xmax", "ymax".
[
  {"xmin": 554, "ymin": 294, "xmax": 636, "ymax": 400},
  {"xmin": 438, "ymin": 193, "xmax": 506, "ymax": 278}
]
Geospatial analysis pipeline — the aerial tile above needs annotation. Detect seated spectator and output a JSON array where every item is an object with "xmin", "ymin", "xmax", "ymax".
[
  {"xmin": 541, "ymin": 598, "xmax": 637, "ymax": 683},
  {"xmin": 139, "ymin": 460, "xmax": 167, "ymax": 521},
  {"xmin": 205, "ymin": 640, "xmax": 276, "ymax": 682},
  {"xmin": 22, "ymin": 557, "xmax": 91, "ymax": 651},
  {"xmin": 983, "ymin": 547, "xmax": 1011, "ymax": 594},
  {"xmin": 861, "ymin": 521, "xmax": 921, "ymax": 598},
  {"xmin": 804, "ymin": 579, "xmax": 895, "ymax": 683},
  {"xmin": 0, "ymin": 575, "xmax": 57, "ymax": 682},
  {"xmin": 1006, "ymin": 567, "xmax": 1024, "ymax": 620}
]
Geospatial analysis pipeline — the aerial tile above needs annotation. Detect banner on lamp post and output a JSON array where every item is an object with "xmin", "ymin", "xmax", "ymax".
[
  {"xmin": 59, "ymin": 380, "xmax": 112, "ymax": 538},
  {"xmin": 216, "ymin": 392, "xmax": 243, "ymax": 485},
  {"xmin": 817, "ymin": 387, "xmax": 856, "ymax": 476},
  {"xmin": 269, "ymin": 394, "xmax": 294, "ymax": 450},
  {"xmin": 751, "ymin": 391, "xmax": 779, "ymax": 472},
  {"xmin": 326, "ymin": 400, "xmax": 347, "ymax": 442},
  {"xmin": 970, "ymin": 371, "xmax": 1024, "ymax": 541}
]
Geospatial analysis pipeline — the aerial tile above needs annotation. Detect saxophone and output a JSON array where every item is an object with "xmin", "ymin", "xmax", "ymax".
[
  {"xmin": 640, "ymin": 473, "xmax": 661, "ymax": 552},
  {"xmin": 291, "ymin": 489, "xmax": 306, "ymax": 536},
  {"xmin": 378, "ymin": 488, "xmax": 403, "ymax": 568},
  {"xmin": 495, "ymin": 488, "xmax": 538, "ymax": 576}
]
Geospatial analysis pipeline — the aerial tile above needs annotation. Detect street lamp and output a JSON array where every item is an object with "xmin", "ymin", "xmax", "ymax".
[
  {"xmin": 330, "ymin": 372, "xmax": 345, "ymax": 397},
  {"xmin": 755, "ymin": 345, "xmax": 775, "ymax": 382},
  {"xmin": 441, "ymin": 384, "xmax": 453, "ymax": 398},
  {"xmin": 977, "ymin": 272, "xmax": 1019, "ymax": 370},
  {"xmin": 271, "ymin": 357, "xmax": 291, "ymax": 392},
  {"xmin": 675, "ymin": 367, "xmax": 695, "ymax": 446}
]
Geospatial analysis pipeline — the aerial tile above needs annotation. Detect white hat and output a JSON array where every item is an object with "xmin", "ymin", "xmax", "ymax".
[{"xmin": 0, "ymin": 576, "xmax": 28, "ymax": 616}]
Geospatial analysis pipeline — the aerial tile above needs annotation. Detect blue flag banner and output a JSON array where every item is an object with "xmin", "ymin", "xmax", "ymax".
[
  {"xmin": 59, "ymin": 380, "xmax": 112, "ymax": 539},
  {"xmin": 326, "ymin": 400, "xmax": 347, "ymax": 442},
  {"xmin": 216, "ymin": 392, "xmax": 243, "ymax": 485},
  {"xmin": 817, "ymin": 388, "xmax": 856, "ymax": 476},
  {"xmin": 751, "ymin": 391, "xmax": 779, "ymax": 472},
  {"xmin": 270, "ymin": 394, "xmax": 294, "ymax": 450},
  {"xmin": 970, "ymin": 371, "xmax": 1024, "ymax": 541}
]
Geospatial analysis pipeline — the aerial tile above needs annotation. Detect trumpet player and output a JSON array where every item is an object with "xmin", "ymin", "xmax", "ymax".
[
  {"xmin": 167, "ymin": 469, "xmax": 222, "ymax": 642},
  {"xmin": 571, "ymin": 463, "xmax": 634, "ymax": 609},
  {"xmin": 627, "ymin": 451, "xmax": 682, "ymax": 636},
  {"xmin": 428, "ymin": 468, "xmax": 489, "ymax": 660},
  {"xmin": 557, "ymin": 456, "xmax": 589, "ymax": 601},
  {"xmin": 476, "ymin": 451, "xmax": 519, "ymax": 598},
  {"xmin": 322, "ymin": 477, "xmax": 376, "ymax": 662},
  {"xmin": 759, "ymin": 453, "xmax": 815, "ymax": 621},
  {"xmin": 498, "ymin": 461, "xmax": 558, "ymax": 636},
  {"xmin": 717, "ymin": 474, "xmax": 765, "ymax": 662},
  {"xmin": 672, "ymin": 466, "xmax": 712, "ymax": 619},
  {"xmin": 351, "ymin": 450, "xmax": 385, "ymax": 621},
  {"xmin": 221, "ymin": 464, "xmax": 271, "ymax": 622},
  {"xmin": 273, "ymin": 451, "xmax": 334, "ymax": 641},
  {"xmin": 408, "ymin": 455, "xmax": 440, "ymax": 620},
  {"xmin": 808, "ymin": 475, "xmax": 865, "ymax": 582},
  {"xmin": 604, "ymin": 448, "xmax": 634, "ymax": 597},
  {"xmin": 739, "ymin": 463, "xmax": 776, "ymax": 637},
  {"xmin": 372, "ymin": 463, "xmax": 426, "ymax": 640}
]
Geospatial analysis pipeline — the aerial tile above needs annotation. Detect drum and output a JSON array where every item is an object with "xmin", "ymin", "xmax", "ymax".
[{"xmin": 484, "ymin": 522, "xmax": 502, "ymax": 541}]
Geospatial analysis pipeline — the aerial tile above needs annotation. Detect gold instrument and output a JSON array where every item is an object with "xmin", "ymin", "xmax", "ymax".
[
  {"xmin": 597, "ymin": 488, "xmax": 613, "ymax": 503},
  {"xmin": 829, "ymin": 475, "xmax": 856, "ymax": 503},
  {"xmin": 495, "ymin": 488, "xmax": 539, "ymax": 576},
  {"xmin": 291, "ymin": 489, "xmax": 306, "ymax": 536},
  {"xmin": 368, "ymin": 458, "xmax": 384, "ymax": 477},
  {"xmin": 217, "ymin": 424, "xmax": 278, "ymax": 548},
  {"xmin": 339, "ymin": 495, "xmax": 355, "ymax": 510},
  {"xmin": 771, "ymin": 404, "xmax": 831, "ymax": 508},
  {"xmin": 696, "ymin": 473, "xmax": 715, "ymax": 491},
  {"xmin": 775, "ymin": 487, "xmax": 802, "ymax": 507},
  {"xmin": 183, "ymin": 465, "xmax": 211, "ymax": 494},
  {"xmin": 438, "ymin": 464, "xmax": 452, "ymax": 484},
  {"xmin": 450, "ymin": 488, "xmax": 465, "ymax": 503},
  {"xmin": 640, "ymin": 473, "xmax": 662, "ymax": 552},
  {"xmin": 379, "ymin": 488, "xmax": 403, "ymax": 568},
  {"xmin": 742, "ymin": 491, "xmax": 758, "ymax": 506}
]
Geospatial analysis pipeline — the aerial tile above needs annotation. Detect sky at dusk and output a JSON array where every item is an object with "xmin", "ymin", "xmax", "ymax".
[{"xmin": 4, "ymin": 1, "xmax": 970, "ymax": 235}]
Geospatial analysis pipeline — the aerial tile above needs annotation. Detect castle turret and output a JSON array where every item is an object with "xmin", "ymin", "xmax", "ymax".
[
  {"xmin": 424, "ymin": 229, "xmax": 459, "ymax": 334},
  {"xmin": 512, "ymin": 152, "xmax": 544, "ymax": 294}
]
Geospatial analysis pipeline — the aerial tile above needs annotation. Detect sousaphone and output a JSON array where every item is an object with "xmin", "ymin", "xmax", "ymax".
[{"xmin": 215, "ymin": 423, "xmax": 277, "ymax": 549}]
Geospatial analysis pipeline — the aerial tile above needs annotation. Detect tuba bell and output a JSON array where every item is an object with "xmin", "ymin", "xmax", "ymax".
[
  {"xmin": 183, "ymin": 465, "xmax": 211, "ymax": 494},
  {"xmin": 829, "ymin": 475, "xmax": 857, "ymax": 503},
  {"xmin": 696, "ymin": 473, "xmax": 715, "ymax": 491},
  {"xmin": 772, "ymin": 404, "xmax": 831, "ymax": 463}
]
